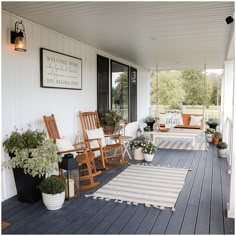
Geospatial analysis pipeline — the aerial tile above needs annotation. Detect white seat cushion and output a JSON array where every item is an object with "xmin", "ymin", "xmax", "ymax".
[
  {"xmin": 189, "ymin": 116, "xmax": 203, "ymax": 126},
  {"xmin": 86, "ymin": 127, "xmax": 106, "ymax": 149},
  {"xmin": 56, "ymin": 137, "xmax": 77, "ymax": 157}
]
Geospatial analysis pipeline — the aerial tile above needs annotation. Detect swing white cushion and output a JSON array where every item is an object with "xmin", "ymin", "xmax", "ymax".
[{"xmin": 189, "ymin": 115, "xmax": 203, "ymax": 126}]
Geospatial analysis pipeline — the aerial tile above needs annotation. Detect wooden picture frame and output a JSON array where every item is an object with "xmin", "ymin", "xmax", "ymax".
[{"xmin": 40, "ymin": 48, "xmax": 82, "ymax": 90}]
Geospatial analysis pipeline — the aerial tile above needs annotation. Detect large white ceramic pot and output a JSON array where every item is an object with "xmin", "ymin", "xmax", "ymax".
[
  {"xmin": 134, "ymin": 147, "xmax": 144, "ymax": 160},
  {"xmin": 218, "ymin": 148, "xmax": 228, "ymax": 158},
  {"xmin": 206, "ymin": 134, "xmax": 212, "ymax": 143},
  {"xmin": 144, "ymin": 153, "xmax": 154, "ymax": 162},
  {"xmin": 42, "ymin": 191, "xmax": 65, "ymax": 210}
]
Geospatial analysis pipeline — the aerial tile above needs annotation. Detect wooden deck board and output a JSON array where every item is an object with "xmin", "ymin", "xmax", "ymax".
[
  {"xmin": 135, "ymin": 207, "xmax": 161, "ymax": 234},
  {"xmin": 2, "ymin": 144, "xmax": 234, "ymax": 235},
  {"xmin": 210, "ymin": 146, "xmax": 224, "ymax": 234},
  {"xmin": 220, "ymin": 158, "xmax": 235, "ymax": 234},
  {"xmin": 160, "ymin": 150, "xmax": 200, "ymax": 234},
  {"xmin": 105, "ymin": 204, "xmax": 137, "ymax": 234},
  {"xmin": 180, "ymin": 150, "xmax": 207, "ymax": 234},
  {"xmin": 195, "ymin": 145, "xmax": 214, "ymax": 234}
]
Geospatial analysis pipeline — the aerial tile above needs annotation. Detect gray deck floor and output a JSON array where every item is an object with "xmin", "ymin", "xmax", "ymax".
[{"xmin": 2, "ymin": 144, "xmax": 234, "ymax": 234}]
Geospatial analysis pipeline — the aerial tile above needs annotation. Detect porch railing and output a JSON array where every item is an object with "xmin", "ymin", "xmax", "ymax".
[{"xmin": 223, "ymin": 117, "xmax": 233, "ymax": 172}]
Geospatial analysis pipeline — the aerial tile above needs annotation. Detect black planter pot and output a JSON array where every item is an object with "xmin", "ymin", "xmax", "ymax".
[
  {"xmin": 12, "ymin": 168, "xmax": 43, "ymax": 203},
  {"xmin": 208, "ymin": 124, "xmax": 218, "ymax": 130},
  {"xmin": 146, "ymin": 122, "xmax": 155, "ymax": 131},
  {"xmin": 9, "ymin": 153, "xmax": 43, "ymax": 203}
]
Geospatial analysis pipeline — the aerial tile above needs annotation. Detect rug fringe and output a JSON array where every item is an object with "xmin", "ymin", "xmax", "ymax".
[{"xmin": 85, "ymin": 195, "xmax": 177, "ymax": 210}]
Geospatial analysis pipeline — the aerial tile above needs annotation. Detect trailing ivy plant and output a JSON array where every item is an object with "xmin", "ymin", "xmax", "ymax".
[{"xmin": 3, "ymin": 129, "xmax": 61, "ymax": 177}]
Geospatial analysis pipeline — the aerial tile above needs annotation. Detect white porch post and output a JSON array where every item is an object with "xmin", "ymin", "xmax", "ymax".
[
  {"xmin": 227, "ymin": 60, "xmax": 235, "ymax": 219},
  {"xmin": 223, "ymin": 60, "xmax": 235, "ymax": 219},
  {"xmin": 221, "ymin": 61, "xmax": 234, "ymax": 141}
]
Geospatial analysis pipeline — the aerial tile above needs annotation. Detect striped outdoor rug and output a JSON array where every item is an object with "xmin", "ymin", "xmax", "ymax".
[{"xmin": 86, "ymin": 164, "xmax": 189, "ymax": 210}]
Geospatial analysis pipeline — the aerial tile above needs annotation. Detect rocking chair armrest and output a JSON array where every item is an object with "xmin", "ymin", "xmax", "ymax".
[
  {"xmin": 105, "ymin": 134, "xmax": 121, "ymax": 138},
  {"xmin": 57, "ymin": 147, "xmax": 89, "ymax": 155},
  {"xmin": 86, "ymin": 137, "xmax": 102, "ymax": 141},
  {"xmin": 73, "ymin": 141, "xmax": 87, "ymax": 146}
]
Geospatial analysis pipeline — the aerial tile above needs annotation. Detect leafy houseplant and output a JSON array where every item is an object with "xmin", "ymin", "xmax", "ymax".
[
  {"xmin": 142, "ymin": 141, "xmax": 157, "ymax": 155},
  {"xmin": 206, "ymin": 119, "xmax": 219, "ymax": 130},
  {"xmin": 205, "ymin": 128, "xmax": 215, "ymax": 142},
  {"xmin": 144, "ymin": 116, "xmax": 155, "ymax": 131},
  {"xmin": 212, "ymin": 131, "xmax": 222, "ymax": 145},
  {"xmin": 129, "ymin": 139, "xmax": 148, "ymax": 161},
  {"xmin": 142, "ymin": 141, "xmax": 157, "ymax": 162},
  {"xmin": 3, "ymin": 129, "xmax": 61, "ymax": 202},
  {"xmin": 216, "ymin": 142, "xmax": 228, "ymax": 158},
  {"xmin": 99, "ymin": 110, "xmax": 125, "ymax": 134},
  {"xmin": 39, "ymin": 176, "xmax": 65, "ymax": 210}
]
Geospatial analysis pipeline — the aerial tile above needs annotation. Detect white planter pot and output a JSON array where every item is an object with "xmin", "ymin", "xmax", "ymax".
[
  {"xmin": 134, "ymin": 147, "xmax": 144, "ymax": 160},
  {"xmin": 206, "ymin": 134, "xmax": 212, "ymax": 143},
  {"xmin": 144, "ymin": 153, "xmax": 155, "ymax": 162},
  {"xmin": 218, "ymin": 148, "xmax": 228, "ymax": 158},
  {"xmin": 42, "ymin": 191, "xmax": 65, "ymax": 210}
]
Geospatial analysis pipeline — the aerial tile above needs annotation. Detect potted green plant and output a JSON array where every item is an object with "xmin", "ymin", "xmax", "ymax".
[
  {"xmin": 216, "ymin": 142, "xmax": 228, "ymax": 158},
  {"xmin": 39, "ymin": 176, "xmax": 65, "ymax": 210},
  {"xmin": 144, "ymin": 116, "xmax": 155, "ymax": 131},
  {"xmin": 129, "ymin": 138, "xmax": 147, "ymax": 160},
  {"xmin": 99, "ymin": 110, "xmax": 124, "ymax": 134},
  {"xmin": 212, "ymin": 131, "xmax": 222, "ymax": 145},
  {"xmin": 142, "ymin": 141, "xmax": 157, "ymax": 162},
  {"xmin": 205, "ymin": 128, "xmax": 215, "ymax": 142},
  {"xmin": 206, "ymin": 118, "xmax": 219, "ymax": 130},
  {"xmin": 2, "ymin": 129, "xmax": 61, "ymax": 202}
]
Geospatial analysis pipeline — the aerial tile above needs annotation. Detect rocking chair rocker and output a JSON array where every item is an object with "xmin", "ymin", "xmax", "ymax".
[
  {"xmin": 43, "ymin": 114, "xmax": 101, "ymax": 190},
  {"xmin": 79, "ymin": 111, "xmax": 128, "ymax": 169}
]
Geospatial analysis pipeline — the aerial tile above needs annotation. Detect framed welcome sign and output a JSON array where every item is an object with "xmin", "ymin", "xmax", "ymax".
[{"xmin": 40, "ymin": 48, "xmax": 82, "ymax": 90}]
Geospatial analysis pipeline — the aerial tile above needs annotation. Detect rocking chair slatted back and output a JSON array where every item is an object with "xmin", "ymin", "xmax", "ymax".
[
  {"xmin": 80, "ymin": 111, "xmax": 100, "ymax": 139},
  {"xmin": 43, "ymin": 114, "xmax": 60, "ymax": 142}
]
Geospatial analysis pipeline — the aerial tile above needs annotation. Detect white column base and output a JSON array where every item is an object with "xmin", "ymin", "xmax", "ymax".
[{"xmin": 227, "ymin": 202, "xmax": 235, "ymax": 218}]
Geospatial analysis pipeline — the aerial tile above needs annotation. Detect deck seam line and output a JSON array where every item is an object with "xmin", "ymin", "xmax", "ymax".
[
  {"xmin": 178, "ymin": 150, "xmax": 202, "ymax": 233},
  {"xmin": 193, "ymin": 151, "xmax": 208, "ymax": 233}
]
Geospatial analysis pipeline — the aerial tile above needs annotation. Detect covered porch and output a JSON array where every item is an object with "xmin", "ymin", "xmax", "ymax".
[
  {"xmin": 1, "ymin": 1, "xmax": 235, "ymax": 234},
  {"xmin": 2, "ymin": 145, "xmax": 234, "ymax": 234}
]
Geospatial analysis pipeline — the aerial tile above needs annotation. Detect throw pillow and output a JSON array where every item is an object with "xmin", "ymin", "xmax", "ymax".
[
  {"xmin": 86, "ymin": 127, "xmax": 106, "ymax": 149},
  {"xmin": 56, "ymin": 137, "xmax": 77, "ymax": 157},
  {"xmin": 159, "ymin": 113, "xmax": 167, "ymax": 124},
  {"xmin": 175, "ymin": 113, "xmax": 184, "ymax": 125},
  {"xmin": 189, "ymin": 116, "xmax": 203, "ymax": 126}
]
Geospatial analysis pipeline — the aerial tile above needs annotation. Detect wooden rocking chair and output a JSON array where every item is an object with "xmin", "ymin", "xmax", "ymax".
[
  {"xmin": 43, "ymin": 114, "xmax": 102, "ymax": 190},
  {"xmin": 79, "ymin": 111, "xmax": 128, "ymax": 169}
]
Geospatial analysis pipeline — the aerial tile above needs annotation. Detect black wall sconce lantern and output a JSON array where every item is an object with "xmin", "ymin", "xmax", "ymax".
[{"xmin": 10, "ymin": 20, "xmax": 27, "ymax": 52}]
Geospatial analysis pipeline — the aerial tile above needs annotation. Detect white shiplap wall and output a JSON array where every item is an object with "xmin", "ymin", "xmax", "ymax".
[{"xmin": 1, "ymin": 11, "xmax": 150, "ymax": 201}]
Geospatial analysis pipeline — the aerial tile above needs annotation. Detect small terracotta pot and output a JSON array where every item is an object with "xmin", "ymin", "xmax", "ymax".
[
  {"xmin": 103, "ymin": 126, "xmax": 114, "ymax": 134},
  {"xmin": 212, "ymin": 137, "xmax": 220, "ymax": 145}
]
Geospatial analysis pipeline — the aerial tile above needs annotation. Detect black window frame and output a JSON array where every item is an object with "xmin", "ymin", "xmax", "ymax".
[{"xmin": 97, "ymin": 54, "xmax": 137, "ymax": 123}]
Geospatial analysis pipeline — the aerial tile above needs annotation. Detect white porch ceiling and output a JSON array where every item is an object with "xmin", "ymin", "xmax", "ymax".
[{"xmin": 2, "ymin": 1, "xmax": 234, "ymax": 70}]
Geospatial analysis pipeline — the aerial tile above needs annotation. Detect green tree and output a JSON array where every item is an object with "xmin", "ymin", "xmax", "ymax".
[
  {"xmin": 151, "ymin": 70, "xmax": 185, "ymax": 109},
  {"xmin": 206, "ymin": 72, "xmax": 222, "ymax": 106},
  {"xmin": 181, "ymin": 70, "xmax": 206, "ymax": 105},
  {"xmin": 112, "ymin": 71, "xmax": 128, "ymax": 106}
]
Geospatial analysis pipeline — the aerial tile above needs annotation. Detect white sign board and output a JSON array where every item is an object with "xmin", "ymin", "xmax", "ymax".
[{"xmin": 40, "ymin": 48, "xmax": 82, "ymax": 90}]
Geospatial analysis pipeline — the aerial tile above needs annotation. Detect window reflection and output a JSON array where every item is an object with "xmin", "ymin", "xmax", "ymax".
[{"xmin": 111, "ymin": 60, "xmax": 129, "ymax": 121}]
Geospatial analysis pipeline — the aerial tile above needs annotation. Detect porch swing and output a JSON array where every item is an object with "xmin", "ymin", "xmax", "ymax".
[{"xmin": 153, "ymin": 65, "xmax": 206, "ymax": 130}]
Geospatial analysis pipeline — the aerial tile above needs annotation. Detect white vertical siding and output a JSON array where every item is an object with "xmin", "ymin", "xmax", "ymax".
[{"xmin": 1, "ymin": 11, "xmax": 150, "ymax": 201}]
